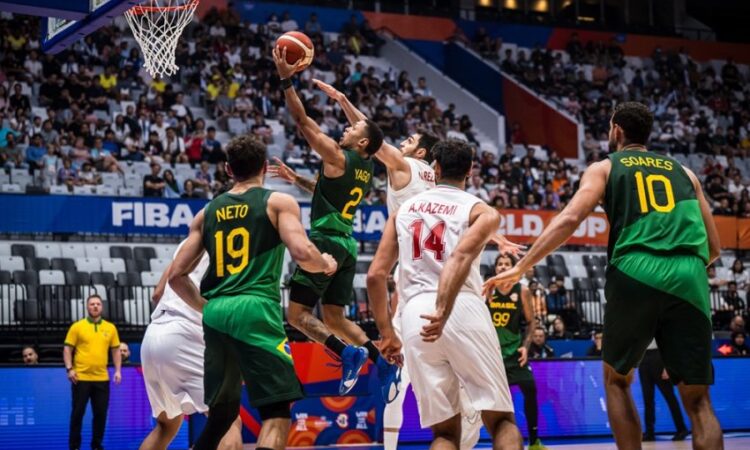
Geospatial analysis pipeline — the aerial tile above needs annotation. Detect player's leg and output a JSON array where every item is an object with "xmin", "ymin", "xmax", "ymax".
[
  {"xmin": 458, "ymin": 384, "xmax": 482, "ymax": 450},
  {"xmin": 603, "ymin": 364, "xmax": 641, "ymax": 450},
  {"xmin": 90, "ymin": 381, "xmax": 110, "ymax": 450},
  {"xmin": 217, "ymin": 416, "xmax": 243, "ymax": 450},
  {"xmin": 233, "ymin": 296, "xmax": 304, "ymax": 450},
  {"xmin": 676, "ymin": 384, "xmax": 722, "ymax": 450},
  {"xmin": 656, "ymin": 287, "xmax": 721, "ymax": 450},
  {"xmin": 446, "ymin": 295, "xmax": 519, "ymax": 450},
  {"xmin": 138, "ymin": 412, "xmax": 183, "ymax": 450},
  {"xmin": 481, "ymin": 410, "xmax": 522, "ymax": 450},
  {"xmin": 194, "ymin": 323, "xmax": 243, "ymax": 450},
  {"xmin": 320, "ymin": 251, "xmax": 397, "ymax": 397},
  {"xmin": 602, "ymin": 267, "xmax": 660, "ymax": 450},
  {"xmin": 517, "ymin": 379, "xmax": 541, "ymax": 446},
  {"xmin": 383, "ymin": 362, "xmax": 411, "ymax": 450},
  {"xmin": 431, "ymin": 414, "xmax": 462, "ymax": 450}
]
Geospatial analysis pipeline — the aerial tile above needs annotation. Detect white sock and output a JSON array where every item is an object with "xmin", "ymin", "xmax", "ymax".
[{"xmin": 384, "ymin": 430, "xmax": 400, "ymax": 450}]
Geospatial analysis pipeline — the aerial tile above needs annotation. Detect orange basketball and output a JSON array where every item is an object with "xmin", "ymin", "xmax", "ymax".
[{"xmin": 276, "ymin": 31, "xmax": 314, "ymax": 73}]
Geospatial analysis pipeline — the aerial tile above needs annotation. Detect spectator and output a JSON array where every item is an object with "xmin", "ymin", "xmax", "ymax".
[
  {"xmin": 201, "ymin": 126, "xmax": 224, "ymax": 163},
  {"xmin": 305, "ymin": 13, "xmax": 322, "ymax": 36},
  {"xmin": 63, "ymin": 295, "xmax": 121, "ymax": 450},
  {"xmin": 162, "ymin": 169, "xmax": 181, "ymax": 199},
  {"xmin": 586, "ymin": 332, "xmax": 603, "ymax": 357},
  {"xmin": 24, "ymin": 133, "xmax": 46, "ymax": 174},
  {"xmin": 528, "ymin": 327, "xmax": 555, "ymax": 359},
  {"xmin": 280, "ymin": 11, "xmax": 298, "ymax": 32},
  {"xmin": 639, "ymin": 340, "xmax": 689, "ymax": 442},
  {"xmin": 728, "ymin": 315, "xmax": 746, "ymax": 333},
  {"xmin": 181, "ymin": 179, "xmax": 200, "ymax": 198},
  {"xmin": 466, "ymin": 175, "xmax": 490, "ymax": 202},
  {"xmin": 119, "ymin": 343, "xmax": 130, "ymax": 364},
  {"xmin": 143, "ymin": 162, "xmax": 165, "ymax": 197},
  {"xmin": 549, "ymin": 316, "xmax": 573, "ymax": 340},
  {"xmin": 57, "ymin": 158, "xmax": 78, "ymax": 188},
  {"xmin": 721, "ymin": 281, "xmax": 745, "ymax": 315},
  {"xmin": 193, "ymin": 160, "xmax": 212, "ymax": 192},
  {"xmin": 730, "ymin": 331, "xmax": 749, "ymax": 356},
  {"xmin": 708, "ymin": 264, "xmax": 727, "ymax": 290},
  {"xmin": 728, "ymin": 259, "xmax": 750, "ymax": 290},
  {"xmin": 22, "ymin": 345, "xmax": 39, "ymax": 365},
  {"xmin": 78, "ymin": 162, "xmax": 101, "ymax": 186}
]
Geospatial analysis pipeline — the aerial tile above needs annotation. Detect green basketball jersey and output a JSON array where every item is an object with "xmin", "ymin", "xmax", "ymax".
[
  {"xmin": 604, "ymin": 150, "xmax": 710, "ymax": 313},
  {"xmin": 200, "ymin": 187, "xmax": 284, "ymax": 302},
  {"xmin": 310, "ymin": 150, "xmax": 373, "ymax": 237},
  {"xmin": 488, "ymin": 283, "xmax": 524, "ymax": 359}
]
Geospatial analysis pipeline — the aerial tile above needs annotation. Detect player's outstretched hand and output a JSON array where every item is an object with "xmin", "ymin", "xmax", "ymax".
[
  {"xmin": 518, "ymin": 346, "xmax": 528, "ymax": 367},
  {"xmin": 312, "ymin": 79, "xmax": 344, "ymax": 102},
  {"xmin": 272, "ymin": 46, "xmax": 302, "ymax": 80},
  {"xmin": 269, "ymin": 157, "xmax": 297, "ymax": 184},
  {"xmin": 420, "ymin": 310, "xmax": 447, "ymax": 343},
  {"xmin": 482, "ymin": 266, "xmax": 524, "ymax": 298},
  {"xmin": 321, "ymin": 253, "xmax": 338, "ymax": 276},
  {"xmin": 378, "ymin": 329, "xmax": 403, "ymax": 364},
  {"xmin": 489, "ymin": 234, "xmax": 527, "ymax": 258}
]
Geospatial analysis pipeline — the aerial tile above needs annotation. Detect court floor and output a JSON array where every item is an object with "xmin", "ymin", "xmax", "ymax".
[{"xmin": 240, "ymin": 433, "xmax": 750, "ymax": 449}]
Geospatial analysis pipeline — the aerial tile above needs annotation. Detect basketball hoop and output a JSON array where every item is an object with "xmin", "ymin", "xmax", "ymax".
[{"xmin": 124, "ymin": 0, "xmax": 199, "ymax": 78}]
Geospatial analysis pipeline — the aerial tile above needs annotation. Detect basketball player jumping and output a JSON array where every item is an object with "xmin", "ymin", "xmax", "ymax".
[
  {"xmin": 139, "ymin": 242, "xmax": 242, "ymax": 450},
  {"xmin": 170, "ymin": 136, "xmax": 337, "ymax": 450},
  {"xmin": 484, "ymin": 102, "xmax": 723, "ymax": 450},
  {"xmin": 273, "ymin": 46, "xmax": 401, "ymax": 396},
  {"xmin": 368, "ymin": 139, "xmax": 523, "ymax": 450}
]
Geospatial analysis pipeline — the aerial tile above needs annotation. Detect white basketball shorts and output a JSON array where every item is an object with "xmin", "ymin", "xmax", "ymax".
[
  {"xmin": 401, "ymin": 292, "xmax": 514, "ymax": 428},
  {"xmin": 141, "ymin": 313, "xmax": 207, "ymax": 418}
]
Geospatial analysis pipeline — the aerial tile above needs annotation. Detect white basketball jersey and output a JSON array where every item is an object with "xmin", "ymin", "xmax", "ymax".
[
  {"xmin": 396, "ymin": 185, "xmax": 484, "ymax": 302},
  {"xmin": 151, "ymin": 239, "xmax": 209, "ymax": 325},
  {"xmin": 386, "ymin": 157, "xmax": 436, "ymax": 215}
]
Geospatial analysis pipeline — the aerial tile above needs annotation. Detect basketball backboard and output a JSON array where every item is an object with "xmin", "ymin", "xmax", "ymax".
[{"xmin": 0, "ymin": 0, "xmax": 140, "ymax": 53}]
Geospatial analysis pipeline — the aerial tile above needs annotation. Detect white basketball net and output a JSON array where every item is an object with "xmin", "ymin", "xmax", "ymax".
[{"xmin": 124, "ymin": 0, "xmax": 199, "ymax": 78}]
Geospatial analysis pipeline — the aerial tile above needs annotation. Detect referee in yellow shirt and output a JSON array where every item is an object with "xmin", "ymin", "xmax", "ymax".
[{"xmin": 63, "ymin": 294, "xmax": 122, "ymax": 450}]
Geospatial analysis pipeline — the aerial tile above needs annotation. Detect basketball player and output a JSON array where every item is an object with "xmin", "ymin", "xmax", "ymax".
[
  {"xmin": 139, "ymin": 243, "xmax": 242, "ymax": 450},
  {"xmin": 368, "ymin": 139, "xmax": 523, "ymax": 450},
  {"xmin": 487, "ymin": 254, "xmax": 547, "ymax": 450},
  {"xmin": 273, "ymin": 46, "xmax": 399, "ymax": 396},
  {"xmin": 169, "ymin": 136, "xmax": 337, "ymax": 450},
  {"xmin": 484, "ymin": 102, "xmax": 723, "ymax": 450}
]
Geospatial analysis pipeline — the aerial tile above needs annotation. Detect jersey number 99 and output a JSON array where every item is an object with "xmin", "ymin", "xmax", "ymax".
[
  {"xmin": 214, "ymin": 228, "xmax": 250, "ymax": 277},
  {"xmin": 492, "ymin": 311, "xmax": 510, "ymax": 328}
]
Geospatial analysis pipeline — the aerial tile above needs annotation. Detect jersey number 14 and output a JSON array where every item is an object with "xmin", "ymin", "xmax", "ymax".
[{"xmin": 409, "ymin": 220, "xmax": 446, "ymax": 261}]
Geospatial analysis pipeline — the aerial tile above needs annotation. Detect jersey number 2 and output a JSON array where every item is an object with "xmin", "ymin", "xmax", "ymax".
[
  {"xmin": 341, "ymin": 187, "xmax": 364, "ymax": 220},
  {"xmin": 409, "ymin": 220, "xmax": 446, "ymax": 261},
  {"xmin": 214, "ymin": 228, "xmax": 250, "ymax": 277}
]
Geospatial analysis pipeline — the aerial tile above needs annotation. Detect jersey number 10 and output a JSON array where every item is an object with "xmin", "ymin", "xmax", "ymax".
[
  {"xmin": 214, "ymin": 228, "xmax": 250, "ymax": 277},
  {"xmin": 634, "ymin": 171, "xmax": 675, "ymax": 214}
]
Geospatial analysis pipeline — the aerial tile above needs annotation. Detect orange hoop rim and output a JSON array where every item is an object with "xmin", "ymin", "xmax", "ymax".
[{"xmin": 127, "ymin": 0, "xmax": 199, "ymax": 15}]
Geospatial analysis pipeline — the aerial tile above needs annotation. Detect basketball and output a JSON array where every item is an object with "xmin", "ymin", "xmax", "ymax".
[{"xmin": 276, "ymin": 31, "xmax": 315, "ymax": 73}]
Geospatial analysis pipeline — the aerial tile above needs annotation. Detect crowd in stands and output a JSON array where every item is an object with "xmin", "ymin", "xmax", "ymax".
[{"xmin": 467, "ymin": 29, "xmax": 750, "ymax": 217}]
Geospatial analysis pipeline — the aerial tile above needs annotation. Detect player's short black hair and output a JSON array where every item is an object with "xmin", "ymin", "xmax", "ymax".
[
  {"xmin": 432, "ymin": 139, "xmax": 473, "ymax": 181},
  {"xmin": 225, "ymin": 135, "xmax": 267, "ymax": 180},
  {"xmin": 363, "ymin": 119, "xmax": 384, "ymax": 156},
  {"xmin": 416, "ymin": 130, "xmax": 440, "ymax": 163},
  {"xmin": 611, "ymin": 102, "xmax": 653, "ymax": 146},
  {"xmin": 495, "ymin": 253, "xmax": 518, "ymax": 267}
]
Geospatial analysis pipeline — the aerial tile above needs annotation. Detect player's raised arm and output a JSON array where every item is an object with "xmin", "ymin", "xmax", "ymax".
[
  {"xmin": 422, "ymin": 202, "xmax": 500, "ymax": 342},
  {"xmin": 273, "ymin": 47, "xmax": 345, "ymax": 170},
  {"xmin": 313, "ymin": 78, "xmax": 410, "ymax": 174},
  {"xmin": 169, "ymin": 210, "xmax": 208, "ymax": 313},
  {"xmin": 684, "ymin": 166, "xmax": 721, "ymax": 264},
  {"xmin": 366, "ymin": 214, "xmax": 402, "ymax": 359},
  {"xmin": 269, "ymin": 192, "xmax": 337, "ymax": 275},
  {"xmin": 483, "ymin": 160, "xmax": 609, "ymax": 296}
]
